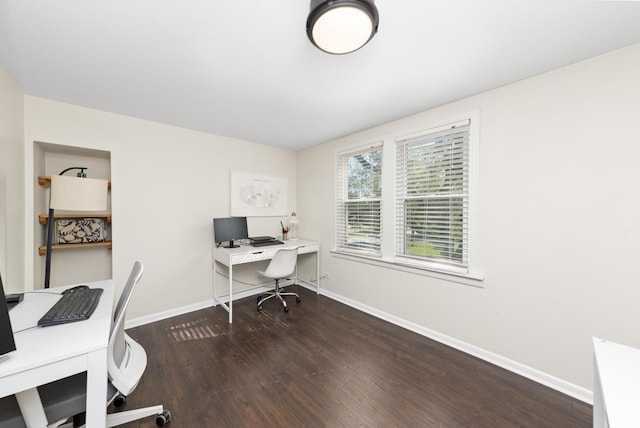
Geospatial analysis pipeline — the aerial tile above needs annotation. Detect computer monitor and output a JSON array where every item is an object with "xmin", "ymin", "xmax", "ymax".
[
  {"xmin": 0, "ymin": 274, "xmax": 16, "ymax": 358},
  {"xmin": 213, "ymin": 216, "xmax": 249, "ymax": 248}
]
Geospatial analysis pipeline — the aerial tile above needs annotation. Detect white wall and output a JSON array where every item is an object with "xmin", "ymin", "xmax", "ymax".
[
  {"xmin": 297, "ymin": 42, "xmax": 640, "ymax": 395},
  {"xmin": 23, "ymin": 97, "xmax": 297, "ymax": 320},
  {"xmin": 0, "ymin": 66, "xmax": 25, "ymax": 293}
]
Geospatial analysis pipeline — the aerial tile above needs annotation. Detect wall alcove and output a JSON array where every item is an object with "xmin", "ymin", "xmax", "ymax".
[{"xmin": 33, "ymin": 141, "xmax": 112, "ymax": 289}]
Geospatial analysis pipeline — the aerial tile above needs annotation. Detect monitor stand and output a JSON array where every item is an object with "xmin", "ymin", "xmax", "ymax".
[{"xmin": 223, "ymin": 240, "xmax": 240, "ymax": 248}]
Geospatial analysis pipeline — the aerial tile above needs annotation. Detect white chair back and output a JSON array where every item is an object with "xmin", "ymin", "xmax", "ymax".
[
  {"xmin": 261, "ymin": 248, "xmax": 298, "ymax": 279},
  {"xmin": 108, "ymin": 261, "xmax": 146, "ymax": 396}
]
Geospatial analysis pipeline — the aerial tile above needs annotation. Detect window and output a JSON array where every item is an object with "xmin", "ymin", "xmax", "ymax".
[
  {"xmin": 395, "ymin": 119, "xmax": 471, "ymax": 271},
  {"xmin": 333, "ymin": 112, "xmax": 479, "ymax": 280},
  {"xmin": 336, "ymin": 144, "xmax": 382, "ymax": 255}
]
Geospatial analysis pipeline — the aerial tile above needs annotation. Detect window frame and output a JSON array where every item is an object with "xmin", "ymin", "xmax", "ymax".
[
  {"xmin": 395, "ymin": 119, "xmax": 471, "ymax": 274},
  {"xmin": 333, "ymin": 110, "xmax": 481, "ymax": 282},
  {"xmin": 335, "ymin": 142, "xmax": 384, "ymax": 257}
]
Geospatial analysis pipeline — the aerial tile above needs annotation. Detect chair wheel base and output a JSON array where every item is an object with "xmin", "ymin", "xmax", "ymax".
[
  {"xmin": 156, "ymin": 410, "xmax": 171, "ymax": 426},
  {"xmin": 256, "ymin": 289, "xmax": 301, "ymax": 313},
  {"xmin": 113, "ymin": 394, "xmax": 126, "ymax": 407}
]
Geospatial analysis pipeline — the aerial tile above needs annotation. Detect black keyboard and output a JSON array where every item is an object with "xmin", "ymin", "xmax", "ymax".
[
  {"xmin": 38, "ymin": 287, "xmax": 103, "ymax": 327},
  {"xmin": 251, "ymin": 240, "xmax": 284, "ymax": 247}
]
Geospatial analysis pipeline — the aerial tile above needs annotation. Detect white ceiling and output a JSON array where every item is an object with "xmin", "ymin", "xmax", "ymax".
[{"xmin": 2, "ymin": 1, "xmax": 640, "ymax": 151}]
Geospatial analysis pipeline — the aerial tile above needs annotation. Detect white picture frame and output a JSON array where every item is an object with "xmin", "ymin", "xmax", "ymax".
[{"xmin": 230, "ymin": 172, "xmax": 288, "ymax": 217}]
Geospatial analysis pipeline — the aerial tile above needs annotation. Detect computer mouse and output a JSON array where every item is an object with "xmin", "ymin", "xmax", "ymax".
[{"xmin": 62, "ymin": 285, "xmax": 89, "ymax": 295}]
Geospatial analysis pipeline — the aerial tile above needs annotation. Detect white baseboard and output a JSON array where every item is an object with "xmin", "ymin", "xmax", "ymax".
[
  {"xmin": 126, "ymin": 282, "xmax": 591, "ymax": 404},
  {"xmin": 125, "ymin": 299, "xmax": 214, "ymax": 329},
  {"xmin": 125, "ymin": 279, "xmax": 312, "ymax": 329},
  {"xmin": 319, "ymin": 288, "xmax": 593, "ymax": 404}
]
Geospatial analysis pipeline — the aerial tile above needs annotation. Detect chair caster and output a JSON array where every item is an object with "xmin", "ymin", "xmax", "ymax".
[
  {"xmin": 113, "ymin": 394, "xmax": 126, "ymax": 407},
  {"xmin": 283, "ymin": 306, "xmax": 289, "ymax": 313},
  {"xmin": 257, "ymin": 305, "xmax": 263, "ymax": 312},
  {"xmin": 296, "ymin": 296, "xmax": 301, "ymax": 303},
  {"xmin": 155, "ymin": 410, "xmax": 171, "ymax": 426}
]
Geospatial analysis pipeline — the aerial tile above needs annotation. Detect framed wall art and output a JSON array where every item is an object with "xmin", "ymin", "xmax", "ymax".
[{"xmin": 230, "ymin": 172, "xmax": 288, "ymax": 217}]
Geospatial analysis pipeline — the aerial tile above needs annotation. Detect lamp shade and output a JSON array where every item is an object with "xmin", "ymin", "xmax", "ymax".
[
  {"xmin": 307, "ymin": 0, "xmax": 379, "ymax": 55},
  {"xmin": 50, "ymin": 175, "xmax": 108, "ymax": 211}
]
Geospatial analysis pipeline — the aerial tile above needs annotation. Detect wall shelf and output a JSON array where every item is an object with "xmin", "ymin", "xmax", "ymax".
[
  {"xmin": 38, "ymin": 241, "xmax": 112, "ymax": 256},
  {"xmin": 37, "ymin": 175, "xmax": 112, "ymax": 256},
  {"xmin": 38, "ymin": 213, "xmax": 112, "ymax": 225}
]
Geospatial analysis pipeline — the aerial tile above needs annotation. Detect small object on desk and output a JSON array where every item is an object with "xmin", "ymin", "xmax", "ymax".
[
  {"xmin": 5, "ymin": 293, "xmax": 23, "ymax": 310},
  {"xmin": 280, "ymin": 221, "xmax": 290, "ymax": 240},
  {"xmin": 38, "ymin": 287, "xmax": 103, "ymax": 327}
]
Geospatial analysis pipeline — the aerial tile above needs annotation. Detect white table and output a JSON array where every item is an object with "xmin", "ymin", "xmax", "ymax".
[
  {"xmin": 0, "ymin": 280, "xmax": 114, "ymax": 428},
  {"xmin": 593, "ymin": 337, "xmax": 640, "ymax": 428},
  {"xmin": 213, "ymin": 239, "xmax": 320, "ymax": 323}
]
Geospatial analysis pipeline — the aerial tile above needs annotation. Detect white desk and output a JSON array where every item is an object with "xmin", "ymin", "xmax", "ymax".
[
  {"xmin": 0, "ymin": 280, "xmax": 114, "ymax": 428},
  {"xmin": 593, "ymin": 337, "xmax": 640, "ymax": 428},
  {"xmin": 213, "ymin": 239, "xmax": 320, "ymax": 323}
]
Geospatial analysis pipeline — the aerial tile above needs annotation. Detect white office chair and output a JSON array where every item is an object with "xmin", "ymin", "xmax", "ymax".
[
  {"xmin": 0, "ymin": 261, "xmax": 171, "ymax": 427},
  {"xmin": 256, "ymin": 248, "xmax": 301, "ymax": 313}
]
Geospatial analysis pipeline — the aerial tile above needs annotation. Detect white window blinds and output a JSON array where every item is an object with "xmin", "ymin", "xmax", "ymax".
[
  {"xmin": 395, "ymin": 120, "xmax": 470, "ymax": 269},
  {"xmin": 336, "ymin": 145, "xmax": 382, "ymax": 255}
]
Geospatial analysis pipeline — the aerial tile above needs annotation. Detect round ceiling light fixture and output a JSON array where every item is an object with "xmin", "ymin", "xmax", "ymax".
[{"xmin": 306, "ymin": 0, "xmax": 379, "ymax": 55}]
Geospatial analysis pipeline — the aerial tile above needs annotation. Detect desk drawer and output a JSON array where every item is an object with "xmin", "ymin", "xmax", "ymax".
[
  {"xmin": 228, "ymin": 244, "xmax": 319, "ymax": 264},
  {"xmin": 230, "ymin": 249, "xmax": 277, "ymax": 264},
  {"xmin": 295, "ymin": 244, "xmax": 320, "ymax": 255}
]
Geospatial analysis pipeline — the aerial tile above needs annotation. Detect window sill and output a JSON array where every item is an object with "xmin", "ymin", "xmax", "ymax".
[{"xmin": 330, "ymin": 249, "xmax": 484, "ymax": 288}]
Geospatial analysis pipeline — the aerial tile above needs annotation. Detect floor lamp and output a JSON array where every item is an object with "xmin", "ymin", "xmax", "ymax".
[{"xmin": 44, "ymin": 167, "xmax": 109, "ymax": 288}]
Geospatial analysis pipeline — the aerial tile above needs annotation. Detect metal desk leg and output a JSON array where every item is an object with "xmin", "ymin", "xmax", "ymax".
[
  {"xmin": 213, "ymin": 259, "xmax": 217, "ymax": 306},
  {"xmin": 316, "ymin": 250, "xmax": 320, "ymax": 294},
  {"xmin": 228, "ymin": 263, "xmax": 233, "ymax": 324},
  {"xmin": 15, "ymin": 389, "xmax": 48, "ymax": 428},
  {"xmin": 85, "ymin": 349, "xmax": 108, "ymax": 427},
  {"xmin": 593, "ymin": 355, "xmax": 607, "ymax": 428}
]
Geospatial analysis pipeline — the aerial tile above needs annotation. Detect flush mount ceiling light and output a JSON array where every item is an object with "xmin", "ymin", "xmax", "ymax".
[{"xmin": 306, "ymin": 0, "xmax": 379, "ymax": 55}]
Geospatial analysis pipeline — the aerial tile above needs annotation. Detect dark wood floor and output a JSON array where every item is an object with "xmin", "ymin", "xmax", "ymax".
[{"xmin": 114, "ymin": 286, "xmax": 592, "ymax": 427}]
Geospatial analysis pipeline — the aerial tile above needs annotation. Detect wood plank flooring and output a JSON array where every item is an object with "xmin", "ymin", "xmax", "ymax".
[{"xmin": 114, "ymin": 286, "xmax": 592, "ymax": 427}]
